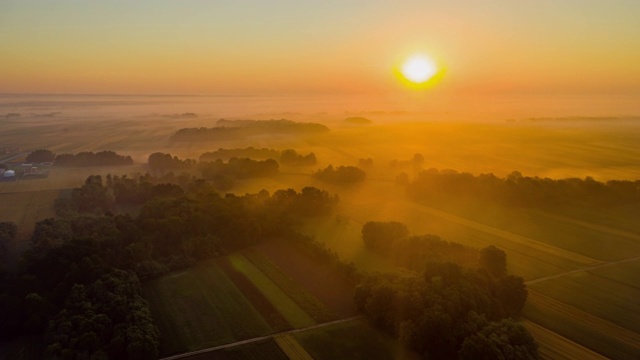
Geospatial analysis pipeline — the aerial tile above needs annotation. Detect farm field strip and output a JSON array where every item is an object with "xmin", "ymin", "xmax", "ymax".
[
  {"xmin": 404, "ymin": 202, "xmax": 602, "ymax": 266},
  {"xmin": 521, "ymin": 320, "xmax": 607, "ymax": 360},
  {"xmin": 228, "ymin": 253, "xmax": 316, "ymax": 329},
  {"xmin": 160, "ymin": 317, "xmax": 362, "ymax": 360},
  {"xmin": 143, "ymin": 262, "xmax": 273, "ymax": 355},
  {"xmin": 539, "ymin": 211, "xmax": 640, "ymax": 241},
  {"xmin": 525, "ymin": 289, "xmax": 640, "ymax": 350},
  {"xmin": 409, "ymin": 198, "xmax": 640, "ymax": 261},
  {"xmin": 255, "ymin": 241, "xmax": 359, "ymax": 317},
  {"xmin": 216, "ymin": 257, "xmax": 291, "ymax": 331},
  {"xmin": 274, "ymin": 334, "xmax": 313, "ymax": 360},
  {"xmin": 529, "ymin": 272, "xmax": 640, "ymax": 334},
  {"xmin": 526, "ymin": 254, "xmax": 640, "ymax": 285},
  {"xmin": 243, "ymin": 249, "xmax": 336, "ymax": 322},
  {"xmin": 589, "ymin": 257, "xmax": 640, "ymax": 289}
]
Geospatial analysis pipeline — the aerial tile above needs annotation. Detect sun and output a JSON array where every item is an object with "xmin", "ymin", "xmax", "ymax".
[{"xmin": 401, "ymin": 55, "xmax": 437, "ymax": 84}]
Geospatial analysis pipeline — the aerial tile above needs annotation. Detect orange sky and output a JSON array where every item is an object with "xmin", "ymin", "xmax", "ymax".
[{"xmin": 1, "ymin": 1, "xmax": 639, "ymax": 102}]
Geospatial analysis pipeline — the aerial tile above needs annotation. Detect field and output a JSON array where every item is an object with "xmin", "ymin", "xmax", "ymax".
[
  {"xmin": 143, "ymin": 241, "xmax": 368, "ymax": 357},
  {"xmin": 2, "ymin": 102, "xmax": 640, "ymax": 358},
  {"xmin": 293, "ymin": 320, "xmax": 420, "ymax": 360}
]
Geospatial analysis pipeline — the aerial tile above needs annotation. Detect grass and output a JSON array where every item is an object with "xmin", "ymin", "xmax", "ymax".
[
  {"xmin": 243, "ymin": 249, "xmax": 336, "ymax": 322},
  {"xmin": 294, "ymin": 320, "xmax": 420, "ymax": 360},
  {"xmin": 142, "ymin": 262, "xmax": 272, "ymax": 355},
  {"xmin": 228, "ymin": 253, "xmax": 316, "ymax": 329}
]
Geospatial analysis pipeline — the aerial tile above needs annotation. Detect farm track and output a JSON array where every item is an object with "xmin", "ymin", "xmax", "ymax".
[
  {"xmin": 160, "ymin": 316, "xmax": 362, "ymax": 360},
  {"xmin": 526, "ymin": 290, "xmax": 640, "ymax": 349},
  {"xmin": 406, "ymin": 202, "xmax": 602, "ymax": 266},
  {"xmin": 526, "ymin": 255, "xmax": 640, "ymax": 285}
]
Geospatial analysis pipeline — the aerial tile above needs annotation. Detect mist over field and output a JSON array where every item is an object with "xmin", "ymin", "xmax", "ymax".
[
  {"xmin": 1, "ymin": 92, "xmax": 640, "ymax": 359},
  {"xmin": 2, "ymin": 0, "xmax": 640, "ymax": 358}
]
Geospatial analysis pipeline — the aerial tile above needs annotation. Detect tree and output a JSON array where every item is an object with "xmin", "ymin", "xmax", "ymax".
[
  {"xmin": 479, "ymin": 245, "xmax": 507, "ymax": 277},
  {"xmin": 362, "ymin": 221, "xmax": 409, "ymax": 253},
  {"xmin": 26, "ymin": 149, "xmax": 55, "ymax": 163},
  {"xmin": 459, "ymin": 318, "xmax": 539, "ymax": 360}
]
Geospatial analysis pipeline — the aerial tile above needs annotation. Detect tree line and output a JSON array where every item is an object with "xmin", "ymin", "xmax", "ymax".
[
  {"xmin": 170, "ymin": 119, "xmax": 329, "ymax": 142},
  {"xmin": 26, "ymin": 149, "xmax": 133, "ymax": 167},
  {"xmin": 406, "ymin": 169, "xmax": 640, "ymax": 207}
]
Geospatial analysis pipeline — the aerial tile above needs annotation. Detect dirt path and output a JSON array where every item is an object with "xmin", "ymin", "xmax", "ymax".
[{"xmin": 160, "ymin": 316, "xmax": 362, "ymax": 360}]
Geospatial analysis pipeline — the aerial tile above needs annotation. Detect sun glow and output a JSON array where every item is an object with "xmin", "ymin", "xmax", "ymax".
[{"xmin": 401, "ymin": 55, "xmax": 437, "ymax": 83}]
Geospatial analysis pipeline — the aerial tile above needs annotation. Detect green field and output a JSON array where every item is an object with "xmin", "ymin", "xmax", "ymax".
[
  {"xmin": 180, "ymin": 340, "xmax": 289, "ymax": 360},
  {"xmin": 529, "ymin": 271, "xmax": 640, "ymax": 334},
  {"xmin": 143, "ymin": 262, "xmax": 272, "ymax": 355},
  {"xmin": 243, "ymin": 249, "xmax": 336, "ymax": 322},
  {"xmin": 523, "ymin": 290, "xmax": 640, "ymax": 359},
  {"xmin": 294, "ymin": 320, "xmax": 420, "ymax": 360},
  {"xmin": 228, "ymin": 253, "xmax": 316, "ymax": 329}
]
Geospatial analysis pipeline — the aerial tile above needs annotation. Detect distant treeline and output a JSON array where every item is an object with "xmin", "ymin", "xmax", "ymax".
[
  {"xmin": 170, "ymin": 119, "xmax": 329, "ymax": 142},
  {"xmin": 407, "ymin": 169, "xmax": 640, "ymax": 207},
  {"xmin": 25, "ymin": 149, "xmax": 133, "ymax": 167},
  {"xmin": 55, "ymin": 151, "xmax": 133, "ymax": 167},
  {"xmin": 0, "ymin": 174, "xmax": 339, "ymax": 358},
  {"xmin": 200, "ymin": 147, "xmax": 317, "ymax": 166},
  {"xmin": 313, "ymin": 165, "xmax": 366, "ymax": 184}
]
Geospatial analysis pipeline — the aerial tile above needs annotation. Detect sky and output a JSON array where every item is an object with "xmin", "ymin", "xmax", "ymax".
[{"xmin": 1, "ymin": 0, "xmax": 639, "ymax": 102}]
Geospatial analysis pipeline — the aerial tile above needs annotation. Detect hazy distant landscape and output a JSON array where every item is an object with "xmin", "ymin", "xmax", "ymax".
[
  {"xmin": 2, "ymin": 0, "xmax": 640, "ymax": 359},
  {"xmin": 0, "ymin": 94, "xmax": 639, "ymax": 359}
]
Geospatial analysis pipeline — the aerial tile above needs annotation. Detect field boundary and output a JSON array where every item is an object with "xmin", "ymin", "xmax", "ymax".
[{"xmin": 159, "ymin": 316, "xmax": 362, "ymax": 360}]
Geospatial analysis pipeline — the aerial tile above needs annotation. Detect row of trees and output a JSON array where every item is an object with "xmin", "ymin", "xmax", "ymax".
[
  {"xmin": 407, "ymin": 169, "xmax": 640, "ymax": 207},
  {"xmin": 26, "ymin": 149, "xmax": 133, "ymax": 167},
  {"xmin": 312, "ymin": 165, "xmax": 366, "ymax": 184},
  {"xmin": 170, "ymin": 120, "xmax": 329, "ymax": 142},
  {"xmin": 199, "ymin": 148, "xmax": 317, "ymax": 166}
]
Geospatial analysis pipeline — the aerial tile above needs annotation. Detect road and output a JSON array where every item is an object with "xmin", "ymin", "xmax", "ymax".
[{"xmin": 160, "ymin": 316, "xmax": 362, "ymax": 360}]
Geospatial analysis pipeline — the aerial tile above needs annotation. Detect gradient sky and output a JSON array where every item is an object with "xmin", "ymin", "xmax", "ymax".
[{"xmin": 1, "ymin": 0, "xmax": 639, "ymax": 98}]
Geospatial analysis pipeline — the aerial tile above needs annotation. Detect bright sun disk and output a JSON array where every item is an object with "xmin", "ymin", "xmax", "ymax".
[{"xmin": 401, "ymin": 55, "xmax": 437, "ymax": 83}]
